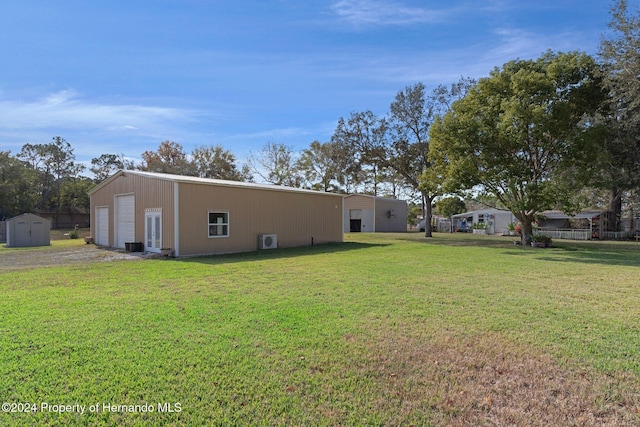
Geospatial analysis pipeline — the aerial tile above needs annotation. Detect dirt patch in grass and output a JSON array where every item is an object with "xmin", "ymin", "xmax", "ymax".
[
  {"xmin": 0, "ymin": 243, "xmax": 144, "ymax": 270},
  {"xmin": 362, "ymin": 326, "xmax": 640, "ymax": 426}
]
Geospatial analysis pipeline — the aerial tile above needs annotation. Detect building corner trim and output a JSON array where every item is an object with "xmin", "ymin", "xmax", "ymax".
[{"xmin": 174, "ymin": 182, "xmax": 180, "ymax": 257}]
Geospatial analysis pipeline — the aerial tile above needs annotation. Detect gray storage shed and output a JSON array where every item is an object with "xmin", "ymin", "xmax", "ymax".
[{"xmin": 6, "ymin": 213, "xmax": 51, "ymax": 247}]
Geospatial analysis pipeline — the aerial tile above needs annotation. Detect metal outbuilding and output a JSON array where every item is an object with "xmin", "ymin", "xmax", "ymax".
[
  {"xmin": 343, "ymin": 194, "xmax": 408, "ymax": 232},
  {"xmin": 88, "ymin": 170, "xmax": 344, "ymax": 257},
  {"xmin": 5, "ymin": 213, "xmax": 51, "ymax": 247}
]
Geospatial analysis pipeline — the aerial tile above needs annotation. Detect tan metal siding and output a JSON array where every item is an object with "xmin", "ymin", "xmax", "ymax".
[
  {"xmin": 177, "ymin": 183, "xmax": 343, "ymax": 255},
  {"xmin": 89, "ymin": 173, "xmax": 175, "ymax": 249},
  {"xmin": 344, "ymin": 195, "xmax": 374, "ymax": 210},
  {"xmin": 343, "ymin": 195, "xmax": 375, "ymax": 232},
  {"xmin": 374, "ymin": 198, "xmax": 408, "ymax": 232}
]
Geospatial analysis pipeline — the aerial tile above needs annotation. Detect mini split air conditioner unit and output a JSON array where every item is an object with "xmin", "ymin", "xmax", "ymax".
[{"xmin": 259, "ymin": 234, "xmax": 278, "ymax": 249}]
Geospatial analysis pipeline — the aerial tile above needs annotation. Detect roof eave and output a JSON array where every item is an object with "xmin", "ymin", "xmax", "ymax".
[{"xmin": 87, "ymin": 170, "xmax": 128, "ymax": 195}]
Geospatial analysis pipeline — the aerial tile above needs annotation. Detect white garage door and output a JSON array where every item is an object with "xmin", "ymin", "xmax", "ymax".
[
  {"xmin": 115, "ymin": 194, "xmax": 135, "ymax": 248},
  {"xmin": 95, "ymin": 207, "xmax": 109, "ymax": 246}
]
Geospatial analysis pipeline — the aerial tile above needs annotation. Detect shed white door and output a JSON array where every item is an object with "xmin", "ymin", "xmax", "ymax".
[
  {"xmin": 95, "ymin": 207, "xmax": 109, "ymax": 246},
  {"xmin": 115, "ymin": 194, "xmax": 135, "ymax": 248},
  {"xmin": 145, "ymin": 211, "xmax": 162, "ymax": 253}
]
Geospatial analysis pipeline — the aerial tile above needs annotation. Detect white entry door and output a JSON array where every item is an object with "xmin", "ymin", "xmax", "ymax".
[{"xmin": 145, "ymin": 211, "xmax": 162, "ymax": 253}]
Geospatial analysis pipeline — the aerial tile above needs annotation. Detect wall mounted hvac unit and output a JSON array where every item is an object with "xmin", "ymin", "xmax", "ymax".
[{"xmin": 259, "ymin": 234, "xmax": 278, "ymax": 249}]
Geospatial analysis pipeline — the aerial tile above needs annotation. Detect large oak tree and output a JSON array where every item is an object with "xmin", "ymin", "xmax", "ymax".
[
  {"xmin": 430, "ymin": 51, "xmax": 604, "ymax": 245},
  {"xmin": 594, "ymin": 0, "xmax": 640, "ymax": 229}
]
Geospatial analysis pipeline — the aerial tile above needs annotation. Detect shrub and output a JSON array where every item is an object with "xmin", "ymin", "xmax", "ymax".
[{"xmin": 531, "ymin": 234, "xmax": 552, "ymax": 244}]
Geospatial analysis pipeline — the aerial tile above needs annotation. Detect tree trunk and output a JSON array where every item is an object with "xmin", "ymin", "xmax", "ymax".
[
  {"xmin": 424, "ymin": 192, "xmax": 433, "ymax": 237},
  {"xmin": 609, "ymin": 188, "xmax": 623, "ymax": 232},
  {"xmin": 520, "ymin": 219, "xmax": 533, "ymax": 246}
]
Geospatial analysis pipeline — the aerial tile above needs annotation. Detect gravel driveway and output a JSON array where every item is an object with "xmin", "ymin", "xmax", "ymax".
[{"xmin": 0, "ymin": 242, "xmax": 146, "ymax": 271}]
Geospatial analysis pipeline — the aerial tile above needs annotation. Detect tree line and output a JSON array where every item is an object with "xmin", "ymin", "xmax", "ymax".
[
  {"xmin": 1, "ymin": 0, "xmax": 638, "ymax": 245},
  {"xmin": 0, "ymin": 131, "xmax": 423, "ymax": 220}
]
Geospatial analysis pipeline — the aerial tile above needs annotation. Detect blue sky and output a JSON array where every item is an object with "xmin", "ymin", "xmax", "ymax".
[{"xmin": 0, "ymin": 0, "xmax": 629, "ymax": 172}]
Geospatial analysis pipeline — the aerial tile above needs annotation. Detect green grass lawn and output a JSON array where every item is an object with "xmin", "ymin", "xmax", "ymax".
[{"xmin": 1, "ymin": 233, "xmax": 639, "ymax": 426}]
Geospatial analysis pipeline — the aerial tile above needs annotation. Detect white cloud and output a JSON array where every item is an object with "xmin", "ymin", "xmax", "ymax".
[
  {"xmin": 0, "ymin": 89, "xmax": 211, "ymax": 162},
  {"xmin": 222, "ymin": 126, "xmax": 313, "ymax": 146},
  {"xmin": 330, "ymin": 0, "xmax": 450, "ymax": 27},
  {"xmin": 307, "ymin": 23, "xmax": 593, "ymax": 87},
  {"xmin": 479, "ymin": 27, "xmax": 588, "ymax": 69},
  {"xmin": 0, "ymin": 90, "xmax": 197, "ymax": 132}
]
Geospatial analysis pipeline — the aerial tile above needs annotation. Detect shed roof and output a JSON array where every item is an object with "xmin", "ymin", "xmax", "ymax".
[
  {"xmin": 89, "ymin": 170, "xmax": 344, "ymax": 198},
  {"xmin": 7, "ymin": 213, "xmax": 51, "ymax": 223}
]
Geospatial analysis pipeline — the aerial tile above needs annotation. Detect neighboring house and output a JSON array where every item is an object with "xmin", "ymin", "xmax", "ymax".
[
  {"xmin": 5, "ymin": 213, "xmax": 51, "ymax": 247},
  {"xmin": 537, "ymin": 210, "xmax": 613, "ymax": 240},
  {"xmin": 88, "ymin": 170, "xmax": 344, "ymax": 256},
  {"xmin": 451, "ymin": 209, "xmax": 517, "ymax": 235},
  {"xmin": 343, "ymin": 194, "xmax": 407, "ymax": 232}
]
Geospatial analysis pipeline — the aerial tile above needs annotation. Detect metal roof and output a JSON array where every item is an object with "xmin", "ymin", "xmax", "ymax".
[
  {"xmin": 6, "ymin": 213, "xmax": 50, "ymax": 222},
  {"xmin": 344, "ymin": 194, "xmax": 406, "ymax": 202},
  {"xmin": 89, "ymin": 170, "xmax": 344, "ymax": 198},
  {"xmin": 540, "ymin": 211, "xmax": 603, "ymax": 220}
]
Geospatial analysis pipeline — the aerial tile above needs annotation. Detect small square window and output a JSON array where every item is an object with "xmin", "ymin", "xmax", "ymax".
[{"xmin": 208, "ymin": 212, "xmax": 229, "ymax": 238}]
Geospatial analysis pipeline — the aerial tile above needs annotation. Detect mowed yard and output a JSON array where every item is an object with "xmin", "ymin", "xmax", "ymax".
[{"xmin": 1, "ymin": 233, "xmax": 639, "ymax": 426}]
